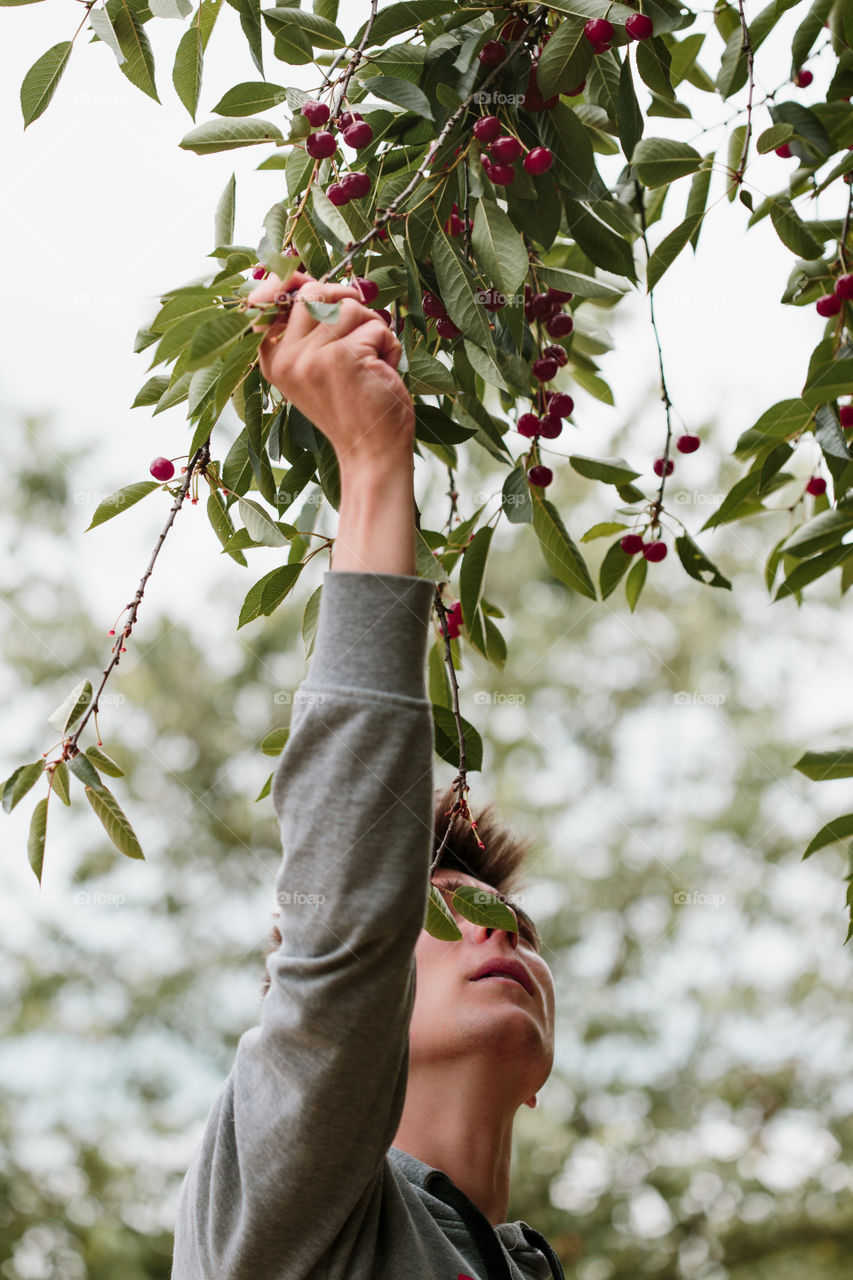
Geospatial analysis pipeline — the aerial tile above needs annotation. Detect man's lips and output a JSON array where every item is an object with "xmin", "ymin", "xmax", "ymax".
[{"xmin": 469, "ymin": 957, "xmax": 534, "ymax": 996}]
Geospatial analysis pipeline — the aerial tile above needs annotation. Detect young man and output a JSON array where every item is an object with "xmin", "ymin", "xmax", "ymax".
[{"xmin": 170, "ymin": 272, "xmax": 563, "ymax": 1280}]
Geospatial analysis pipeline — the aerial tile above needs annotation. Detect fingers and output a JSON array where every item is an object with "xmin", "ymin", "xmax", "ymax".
[{"xmin": 284, "ymin": 280, "xmax": 364, "ymax": 344}]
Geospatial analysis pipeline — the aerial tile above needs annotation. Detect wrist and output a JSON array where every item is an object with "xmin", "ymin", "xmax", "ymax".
[{"xmin": 332, "ymin": 451, "xmax": 416, "ymax": 576}]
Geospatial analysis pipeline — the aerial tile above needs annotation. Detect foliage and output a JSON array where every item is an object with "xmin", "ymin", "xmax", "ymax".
[{"xmin": 4, "ymin": 2, "xmax": 853, "ymax": 923}]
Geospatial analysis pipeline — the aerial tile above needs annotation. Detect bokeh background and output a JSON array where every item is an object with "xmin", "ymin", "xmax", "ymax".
[{"xmin": 2, "ymin": 2, "xmax": 853, "ymax": 1277}]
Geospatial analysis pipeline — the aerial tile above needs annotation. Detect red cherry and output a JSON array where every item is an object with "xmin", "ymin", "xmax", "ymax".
[
  {"xmin": 532, "ymin": 356, "xmax": 559, "ymax": 381},
  {"xmin": 478, "ymin": 40, "xmax": 507, "ymax": 66},
  {"xmin": 251, "ymin": 265, "xmax": 267, "ymax": 280},
  {"xmin": 835, "ymin": 274, "xmax": 853, "ymax": 300},
  {"xmin": 591, "ymin": 41, "xmax": 612, "ymax": 54},
  {"xmin": 528, "ymin": 465, "xmax": 553, "ymax": 487},
  {"xmin": 626, "ymin": 12, "xmax": 653, "ymax": 39},
  {"xmin": 478, "ymin": 287, "xmax": 506, "ymax": 311},
  {"xmin": 340, "ymin": 171, "xmax": 371, "ymax": 198},
  {"xmin": 537, "ymin": 413, "xmax": 563, "ymax": 439},
  {"xmin": 806, "ymin": 476, "xmax": 827, "ymax": 495},
  {"xmin": 422, "ymin": 291, "xmax": 447, "ymax": 319},
  {"xmin": 150, "ymin": 457, "xmax": 175, "ymax": 482},
  {"xmin": 642, "ymin": 540, "xmax": 667, "ymax": 561},
  {"xmin": 546, "ymin": 312, "xmax": 574, "ymax": 338},
  {"xmin": 839, "ymin": 404, "xmax": 853, "ymax": 428},
  {"xmin": 676, "ymin": 434, "xmax": 701, "ymax": 453},
  {"xmin": 794, "ymin": 68, "xmax": 813, "ymax": 87},
  {"xmin": 326, "ymin": 182, "xmax": 350, "ymax": 206},
  {"xmin": 354, "ymin": 277, "xmax": 379, "ymax": 304},
  {"xmin": 445, "ymin": 212, "xmax": 465, "ymax": 236},
  {"xmin": 548, "ymin": 287, "xmax": 574, "ymax": 303},
  {"xmin": 549, "ymin": 392, "xmax": 574, "ymax": 418},
  {"xmin": 621, "ymin": 534, "xmax": 645, "ymax": 555},
  {"xmin": 445, "ymin": 600, "xmax": 463, "ymax": 639},
  {"xmin": 490, "ymin": 135, "xmax": 523, "ymax": 163},
  {"xmin": 518, "ymin": 412, "xmax": 541, "ymax": 437},
  {"xmin": 817, "ymin": 293, "xmax": 843, "ymax": 316},
  {"xmin": 775, "ymin": 143, "xmax": 793, "ymax": 158},
  {"xmin": 376, "ymin": 309, "xmax": 393, "ymax": 326},
  {"xmin": 306, "ymin": 131, "xmax": 336, "ymax": 159},
  {"xmin": 488, "ymin": 163, "xmax": 516, "ymax": 185},
  {"xmin": 542, "ymin": 344, "xmax": 568, "ymax": 366},
  {"xmin": 336, "ymin": 111, "xmax": 361, "ymax": 131},
  {"xmin": 527, "ymin": 291, "xmax": 553, "ymax": 318},
  {"xmin": 584, "ymin": 17, "xmax": 613, "ymax": 43},
  {"xmin": 436, "ymin": 316, "xmax": 462, "ymax": 339},
  {"xmin": 501, "ymin": 17, "xmax": 527, "ymax": 40},
  {"xmin": 473, "ymin": 115, "xmax": 502, "ymax": 143},
  {"xmin": 653, "ymin": 457, "xmax": 674, "ymax": 476},
  {"xmin": 302, "ymin": 100, "xmax": 330, "ymax": 127},
  {"xmin": 523, "ymin": 146, "xmax": 554, "ymax": 175},
  {"xmin": 343, "ymin": 120, "xmax": 374, "ymax": 149}
]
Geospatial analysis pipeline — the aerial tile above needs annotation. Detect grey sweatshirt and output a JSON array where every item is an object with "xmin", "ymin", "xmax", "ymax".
[{"xmin": 171, "ymin": 571, "xmax": 564, "ymax": 1280}]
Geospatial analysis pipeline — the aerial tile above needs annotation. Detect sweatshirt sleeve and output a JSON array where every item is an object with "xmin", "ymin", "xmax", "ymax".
[{"xmin": 171, "ymin": 570, "xmax": 437, "ymax": 1280}]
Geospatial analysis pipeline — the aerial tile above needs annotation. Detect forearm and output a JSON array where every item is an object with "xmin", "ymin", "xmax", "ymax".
[{"xmin": 331, "ymin": 452, "xmax": 417, "ymax": 576}]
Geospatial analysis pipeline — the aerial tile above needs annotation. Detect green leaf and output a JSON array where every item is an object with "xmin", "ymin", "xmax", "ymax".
[
  {"xmin": 756, "ymin": 122, "xmax": 795, "ymax": 153},
  {"xmin": 255, "ymin": 772, "xmax": 273, "ymax": 802},
  {"xmin": 260, "ymin": 727, "xmax": 289, "ymax": 755},
  {"xmin": 564, "ymin": 199, "xmax": 637, "ymax": 280},
  {"xmin": 68, "ymin": 752, "xmax": 106, "ymax": 791},
  {"xmin": 302, "ymin": 583, "xmax": 322, "ymax": 659},
  {"xmin": 48, "ymin": 679, "xmax": 93, "ymax": 734},
  {"xmin": 89, "ymin": 8, "xmax": 126, "ymax": 64},
  {"xmin": 416, "ymin": 531, "xmax": 448, "ymax": 583},
  {"xmin": 179, "ymin": 116, "xmax": 283, "ymax": 153},
  {"xmin": 617, "ymin": 50, "xmax": 644, "ymax": 161},
  {"xmin": 415, "ymin": 405, "xmax": 476, "ymax": 446},
  {"xmin": 769, "ymin": 198, "xmax": 825, "ymax": 260},
  {"xmin": 774, "ymin": 542, "xmax": 853, "ymax": 600},
  {"xmin": 207, "ymin": 491, "xmax": 247, "ymax": 565},
  {"xmin": 172, "ymin": 0, "xmax": 222, "ymax": 120},
  {"xmin": 51, "ymin": 760, "xmax": 71, "ymax": 807},
  {"xmin": 684, "ymin": 156, "xmax": 714, "ymax": 250},
  {"xmin": 187, "ymin": 311, "xmax": 254, "ymax": 370},
  {"xmin": 151, "ymin": 0, "xmax": 192, "ymax": 16},
  {"xmin": 536, "ymin": 15, "xmax": 593, "ymax": 97},
  {"xmin": 502, "ymin": 464, "xmax": 534, "ymax": 525},
  {"xmin": 1, "ymin": 761, "xmax": 45, "ymax": 813},
  {"xmin": 794, "ymin": 748, "xmax": 853, "ymax": 781},
  {"xmin": 646, "ymin": 213, "xmax": 703, "ymax": 290},
  {"xmin": 674, "ymin": 533, "xmax": 732, "ymax": 589},
  {"xmin": 425, "ymin": 883, "xmax": 463, "ymax": 941},
  {"xmin": 632, "ymin": 137, "xmax": 703, "ymax": 187},
  {"xmin": 452, "ymin": 885, "xmax": 519, "ymax": 933},
  {"xmin": 471, "ymin": 200, "xmax": 528, "ymax": 297},
  {"xmin": 625, "ymin": 554, "xmax": 647, "ymax": 611},
  {"xmin": 86, "ymin": 747, "xmax": 125, "ymax": 778},
  {"xmin": 237, "ymin": 563, "xmax": 303, "ymax": 627},
  {"xmin": 238, "ymin": 496, "xmax": 291, "ymax": 546},
  {"xmin": 431, "ymin": 227, "xmax": 494, "ymax": 348},
  {"xmin": 21, "ymin": 41, "xmax": 72, "ymax": 127},
  {"xmin": 781, "ymin": 505, "xmax": 853, "ymax": 558},
  {"xmin": 86, "ymin": 481, "xmax": 160, "ymax": 531},
  {"xmin": 108, "ymin": 0, "xmax": 159, "ymax": 102},
  {"xmin": 131, "ymin": 374, "xmax": 171, "ymax": 408},
  {"xmin": 363, "ymin": 74, "xmax": 431, "ymax": 117},
  {"xmin": 635, "ymin": 35, "xmax": 675, "ymax": 99},
  {"xmin": 531, "ymin": 492, "xmax": 597, "ymax": 599},
  {"xmin": 803, "ymin": 813, "xmax": 853, "ymax": 858},
  {"xmin": 569, "ymin": 454, "xmax": 641, "ymax": 485},
  {"xmin": 28, "ymin": 798, "xmax": 48, "ymax": 883},
  {"xmin": 352, "ymin": 0, "xmax": 455, "ymax": 47},
  {"xmin": 460, "ymin": 527, "xmax": 494, "ymax": 634},
  {"xmin": 261, "ymin": 5, "xmax": 345, "ymax": 47},
  {"xmin": 85, "ymin": 784, "xmax": 145, "ymax": 859},
  {"xmin": 212, "ymin": 80, "xmax": 288, "ymax": 115},
  {"xmin": 599, "ymin": 538, "xmax": 632, "ymax": 599},
  {"xmin": 432, "ymin": 705, "xmax": 483, "ymax": 772},
  {"xmin": 581, "ymin": 521, "xmax": 628, "ymax": 541},
  {"xmin": 734, "ymin": 398, "xmax": 814, "ymax": 457},
  {"xmin": 802, "ymin": 359, "xmax": 853, "ymax": 408},
  {"xmin": 536, "ymin": 265, "xmax": 625, "ymax": 300}
]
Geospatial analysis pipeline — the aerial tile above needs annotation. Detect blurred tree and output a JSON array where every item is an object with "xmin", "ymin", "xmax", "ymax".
[{"xmin": 1, "ymin": 412, "xmax": 852, "ymax": 1279}]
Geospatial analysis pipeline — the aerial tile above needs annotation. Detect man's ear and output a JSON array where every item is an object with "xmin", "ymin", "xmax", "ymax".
[{"xmin": 524, "ymin": 1095, "xmax": 538, "ymax": 1109}]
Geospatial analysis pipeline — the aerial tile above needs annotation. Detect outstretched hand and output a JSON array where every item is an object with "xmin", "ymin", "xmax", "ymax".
[{"xmin": 247, "ymin": 271, "xmax": 416, "ymax": 474}]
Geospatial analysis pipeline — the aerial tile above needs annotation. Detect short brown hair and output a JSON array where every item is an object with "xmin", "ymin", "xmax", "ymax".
[{"xmin": 260, "ymin": 785, "xmax": 535, "ymax": 998}]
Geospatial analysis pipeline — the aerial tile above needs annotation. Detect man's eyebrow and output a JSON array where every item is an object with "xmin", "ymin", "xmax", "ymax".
[{"xmin": 432, "ymin": 875, "xmax": 541, "ymax": 950}]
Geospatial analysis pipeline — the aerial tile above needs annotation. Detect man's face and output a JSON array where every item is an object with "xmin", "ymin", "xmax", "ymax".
[{"xmin": 408, "ymin": 870, "xmax": 556, "ymax": 1096}]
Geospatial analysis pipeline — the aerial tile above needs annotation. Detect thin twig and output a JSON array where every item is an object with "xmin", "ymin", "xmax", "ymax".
[
  {"xmin": 634, "ymin": 179, "xmax": 675, "ymax": 533},
  {"xmin": 66, "ymin": 439, "xmax": 211, "ymax": 756},
  {"xmin": 331, "ymin": 0, "xmax": 379, "ymax": 118},
  {"xmin": 732, "ymin": 0, "xmax": 755, "ymax": 187}
]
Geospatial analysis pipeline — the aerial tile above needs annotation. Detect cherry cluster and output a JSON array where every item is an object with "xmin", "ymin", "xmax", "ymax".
[
  {"xmin": 472, "ymin": 114, "xmax": 553, "ymax": 182},
  {"xmin": 815, "ymin": 272, "xmax": 853, "ymax": 317}
]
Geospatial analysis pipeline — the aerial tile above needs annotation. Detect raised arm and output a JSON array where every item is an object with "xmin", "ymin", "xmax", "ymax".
[{"xmin": 171, "ymin": 274, "xmax": 437, "ymax": 1280}]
